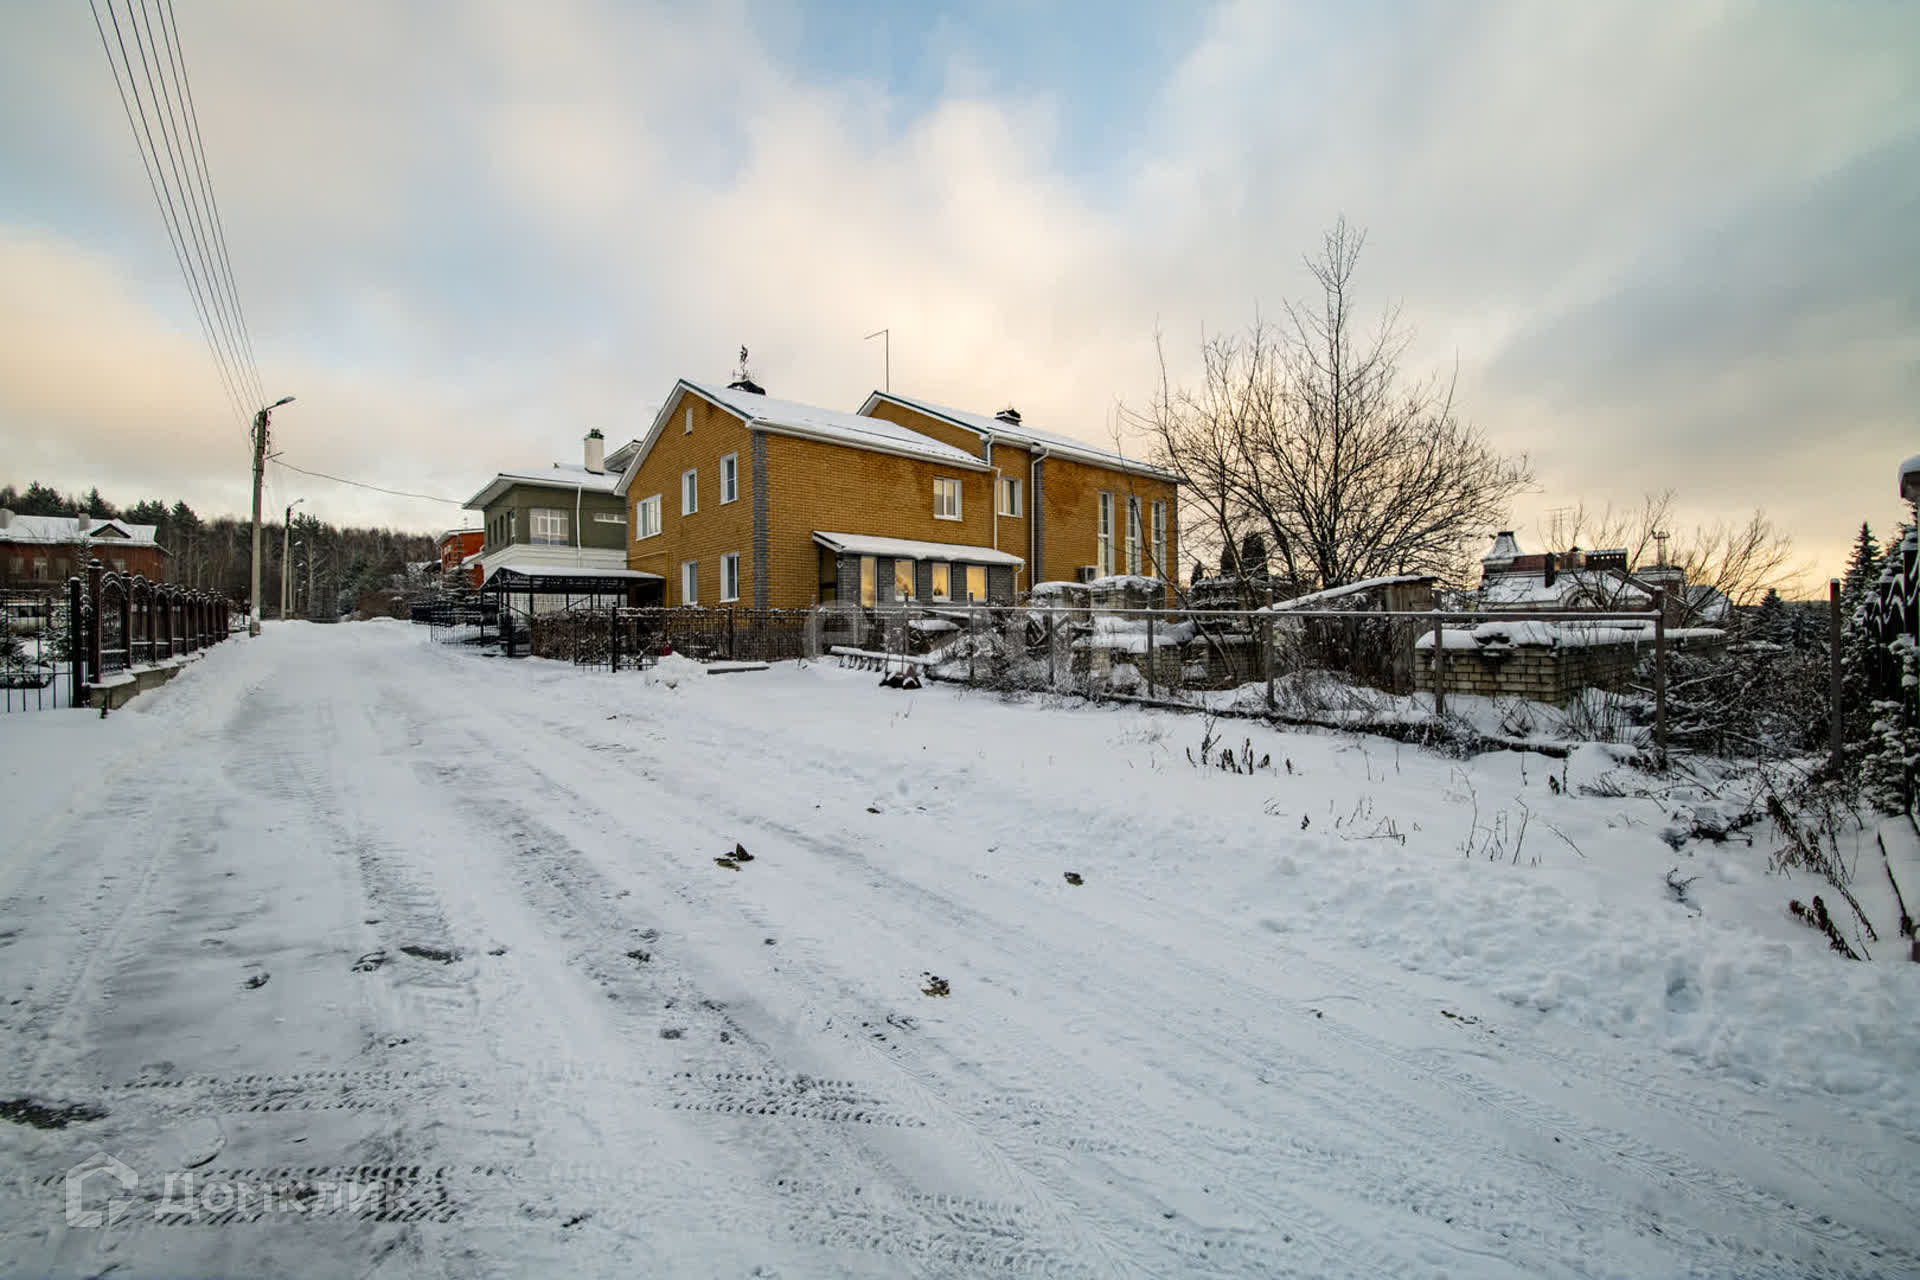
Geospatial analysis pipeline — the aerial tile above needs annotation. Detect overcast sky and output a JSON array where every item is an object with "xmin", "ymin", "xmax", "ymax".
[{"xmin": 3, "ymin": 0, "xmax": 1915, "ymax": 590}]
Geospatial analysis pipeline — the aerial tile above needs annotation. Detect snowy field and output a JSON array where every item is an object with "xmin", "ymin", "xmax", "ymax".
[{"xmin": 1, "ymin": 621, "xmax": 1916, "ymax": 1278}]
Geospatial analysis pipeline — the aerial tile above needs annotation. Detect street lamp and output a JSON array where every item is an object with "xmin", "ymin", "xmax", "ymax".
[
  {"xmin": 249, "ymin": 395, "xmax": 295, "ymax": 635},
  {"xmin": 281, "ymin": 497, "xmax": 304, "ymax": 620}
]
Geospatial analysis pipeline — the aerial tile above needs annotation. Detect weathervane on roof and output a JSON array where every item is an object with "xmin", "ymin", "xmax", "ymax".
[{"xmin": 727, "ymin": 345, "xmax": 765, "ymax": 396}]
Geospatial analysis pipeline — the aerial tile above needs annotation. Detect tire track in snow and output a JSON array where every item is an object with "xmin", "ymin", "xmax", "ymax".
[
  {"xmin": 664, "ymin": 786, "xmax": 1914, "ymax": 1280},
  {"xmin": 358, "ymin": 679, "xmax": 1106, "ymax": 1278},
  {"xmin": 619, "ymin": 697, "xmax": 1918, "ymax": 1274},
  {"xmin": 427, "ymin": 693, "xmax": 1439, "ymax": 1278}
]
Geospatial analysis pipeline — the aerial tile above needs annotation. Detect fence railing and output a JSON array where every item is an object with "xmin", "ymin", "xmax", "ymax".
[
  {"xmin": 2, "ymin": 589, "xmax": 73, "ymax": 713},
  {"xmin": 505, "ymin": 596, "xmax": 1700, "ymax": 757}
]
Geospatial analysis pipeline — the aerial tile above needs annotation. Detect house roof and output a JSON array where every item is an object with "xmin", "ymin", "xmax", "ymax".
[
  {"xmin": 463, "ymin": 462, "xmax": 626, "ymax": 511},
  {"xmin": 1480, "ymin": 569, "xmax": 1655, "ymax": 609},
  {"xmin": 617, "ymin": 380, "xmax": 989, "ymax": 495},
  {"xmin": 859, "ymin": 390, "xmax": 1182, "ymax": 482},
  {"xmin": 812, "ymin": 530, "xmax": 1025, "ymax": 568},
  {"xmin": 481, "ymin": 564, "xmax": 661, "ymax": 583},
  {"xmin": 0, "ymin": 515, "xmax": 163, "ymax": 548}
]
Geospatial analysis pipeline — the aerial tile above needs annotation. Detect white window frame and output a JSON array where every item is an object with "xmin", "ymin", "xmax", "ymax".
[
  {"xmin": 965, "ymin": 564, "xmax": 987, "ymax": 603},
  {"xmin": 681, "ymin": 468, "xmax": 698, "ymax": 516},
  {"xmin": 1126, "ymin": 497, "xmax": 1142, "ymax": 575},
  {"xmin": 720, "ymin": 552, "xmax": 740, "ymax": 603},
  {"xmin": 684, "ymin": 406, "xmax": 693, "ymax": 434},
  {"xmin": 681, "ymin": 560, "xmax": 698, "ymax": 605},
  {"xmin": 933, "ymin": 477, "xmax": 962, "ymax": 521},
  {"xmin": 719, "ymin": 452, "xmax": 739, "ymax": 504},
  {"xmin": 1151, "ymin": 501, "xmax": 1167, "ymax": 579},
  {"xmin": 635, "ymin": 494, "xmax": 662, "ymax": 540},
  {"xmin": 592, "ymin": 511, "xmax": 626, "ymax": 525},
  {"xmin": 997, "ymin": 475, "xmax": 1022, "ymax": 517},
  {"xmin": 930, "ymin": 562, "xmax": 951, "ymax": 602},
  {"xmin": 529, "ymin": 507, "xmax": 569, "ymax": 546},
  {"xmin": 1096, "ymin": 492, "xmax": 1114, "ymax": 578}
]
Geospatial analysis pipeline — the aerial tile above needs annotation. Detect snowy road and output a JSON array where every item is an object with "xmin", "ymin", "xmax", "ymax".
[{"xmin": 2, "ymin": 623, "xmax": 1917, "ymax": 1278}]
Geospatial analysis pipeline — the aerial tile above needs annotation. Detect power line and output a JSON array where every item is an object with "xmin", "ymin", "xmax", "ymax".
[
  {"xmin": 270, "ymin": 458, "xmax": 465, "ymax": 506},
  {"xmin": 155, "ymin": 0, "xmax": 265, "ymax": 409},
  {"xmin": 90, "ymin": 0, "xmax": 247, "ymax": 427},
  {"xmin": 90, "ymin": 0, "xmax": 266, "ymax": 421},
  {"xmin": 125, "ymin": 0, "xmax": 260, "ymax": 409}
]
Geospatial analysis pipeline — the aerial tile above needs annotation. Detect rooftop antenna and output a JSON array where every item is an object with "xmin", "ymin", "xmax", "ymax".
[{"xmin": 864, "ymin": 328, "xmax": 890, "ymax": 392}]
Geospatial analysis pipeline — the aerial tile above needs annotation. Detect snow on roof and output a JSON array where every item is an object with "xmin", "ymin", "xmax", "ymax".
[
  {"xmin": 458, "ymin": 550, "xmax": 483, "ymax": 567},
  {"xmin": 861, "ymin": 391, "xmax": 1181, "ymax": 481},
  {"xmin": 464, "ymin": 462, "xmax": 624, "ymax": 509},
  {"xmin": 811, "ymin": 530, "xmax": 1025, "ymax": 568},
  {"xmin": 1480, "ymin": 570, "xmax": 1654, "ymax": 609},
  {"xmin": 0, "ymin": 515, "xmax": 161, "ymax": 547},
  {"xmin": 688, "ymin": 382, "xmax": 987, "ymax": 469},
  {"xmin": 482, "ymin": 564, "xmax": 662, "ymax": 583},
  {"xmin": 1417, "ymin": 622, "xmax": 1725, "ymax": 651},
  {"xmin": 1267, "ymin": 574, "xmax": 1432, "ymax": 611},
  {"xmin": 1482, "ymin": 531, "xmax": 1522, "ymax": 566}
]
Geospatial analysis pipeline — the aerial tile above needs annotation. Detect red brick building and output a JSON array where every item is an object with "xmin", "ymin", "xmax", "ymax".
[
  {"xmin": 0, "ymin": 511, "xmax": 168, "ymax": 587},
  {"xmin": 437, "ymin": 528, "xmax": 485, "ymax": 588}
]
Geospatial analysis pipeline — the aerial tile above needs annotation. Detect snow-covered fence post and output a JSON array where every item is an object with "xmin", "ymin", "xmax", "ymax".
[
  {"xmin": 86, "ymin": 560, "xmax": 104, "ymax": 684},
  {"xmin": 1829, "ymin": 577, "xmax": 1844, "ymax": 771},
  {"xmin": 1047, "ymin": 607, "xmax": 1057, "ymax": 688},
  {"xmin": 1263, "ymin": 613, "xmax": 1275, "ymax": 712},
  {"xmin": 66, "ymin": 576, "xmax": 84, "ymax": 707},
  {"xmin": 968, "ymin": 605, "xmax": 977, "ymax": 686},
  {"xmin": 1146, "ymin": 613, "xmax": 1156, "ymax": 699},
  {"xmin": 1430, "ymin": 613, "xmax": 1446, "ymax": 718},
  {"xmin": 1653, "ymin": 588, "xmax": 1668, "ymax": 769}
]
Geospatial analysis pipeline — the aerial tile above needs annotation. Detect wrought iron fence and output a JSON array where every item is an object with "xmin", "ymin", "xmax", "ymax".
[{"xmin": 1, "ymin": 589, "xmax": 74, "ymax": 713}]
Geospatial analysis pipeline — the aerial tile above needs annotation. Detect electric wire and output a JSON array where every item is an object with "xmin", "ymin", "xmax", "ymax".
[
  {"xmin": 89, "ymin": 0, "xmax": 249, "ymax": 428},
  {"xmin": 153, "ymin": 0, "xmax": 266, "ymax": 409},
  {"xmin": 90, "ymin": 0, "xmax": 272, "ymax": 424},
  {"xmin": 123, "ymin": 0, "xmax": 260, "ymax": 410},
  {"xmin": 269, "ymin": 459, "xmax": 465, "ymax": 506}
]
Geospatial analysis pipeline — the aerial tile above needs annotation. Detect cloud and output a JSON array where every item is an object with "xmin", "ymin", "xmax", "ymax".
[{"xmin": 0, "ymin": 0, "xmax": 1913, "ymax": 588}]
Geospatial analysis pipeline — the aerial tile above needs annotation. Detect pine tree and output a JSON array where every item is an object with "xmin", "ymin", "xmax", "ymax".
[
  {"xmin": 1841, "ymin": 522, "xmax": 1882, "ymax": 605},
  {"xmin": 1755, "ymin": 588, "xmax": 1786, "ymax": 642},
  {"xmin": 83, "ymin": 488, "xmax": 117, "ymax": 519}
]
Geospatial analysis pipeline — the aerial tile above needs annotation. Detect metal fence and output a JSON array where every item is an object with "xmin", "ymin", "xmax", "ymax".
[
  {"xmin": 466, "ymin": 594, "xmax": 1695, "ymax": 759},
  {"xmin": 3, "ymin": 564, "xmax": 236, "ymax": 714},
  {"xmin": 804, "ymin": 600, "xmax": 1688, "ymax": 757},
  {"xmin": 1, "ymin": 589, "xmax": 74, "ymax": 713}
]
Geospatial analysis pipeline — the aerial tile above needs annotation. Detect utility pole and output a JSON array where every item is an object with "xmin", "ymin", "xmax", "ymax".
[
  {"xmin": 865, "ymin": 328, "xmax": 890, "ymax": 392},
  {"xmin": 281, "ymin": 498, "xmax": 304, "ymax": 620},
  {"xmin": 248, "ymin": 395, "xmax": 294, "ymax": 636}
]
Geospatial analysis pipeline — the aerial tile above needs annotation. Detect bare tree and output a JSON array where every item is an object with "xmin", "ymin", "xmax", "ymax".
[
  {"xmin": 1135, "ymin": 219, "xmax": 1531, "ymax": 592},
  {"xmin": 1538, "ymin": 492, "xmax": 1803, "ymax": 626}
]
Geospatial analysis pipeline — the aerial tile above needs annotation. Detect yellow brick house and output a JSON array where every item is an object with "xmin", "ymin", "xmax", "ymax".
[
  {"xmin": 617, "ymin": 379, "xmax": 1026, "ymax": 609},
  {"xmin": 858, "ymin": 392, "xmax": 1182, "ymax": 595}
]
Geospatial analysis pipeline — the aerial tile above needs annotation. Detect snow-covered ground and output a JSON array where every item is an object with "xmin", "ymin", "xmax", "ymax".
[{"xmin": 1, "ymin": 621, "xmax": 1916, "ymax": 1278}]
